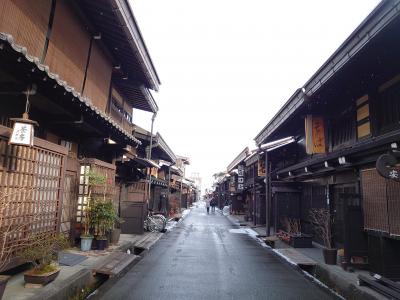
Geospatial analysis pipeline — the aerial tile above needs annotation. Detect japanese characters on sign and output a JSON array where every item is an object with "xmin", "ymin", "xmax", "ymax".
[
  {"xmin": 9, "ymin": 122, "xmax": 34, "ymax": 146},
  {"xmin": 258, "ymin": 158, "xmax": 266, "ymax": 177},
  {"xmin": 305, "ymin": 115, "xmax": 326, "ymax": 154},
  {"xmin": 237, "ymin": 164, "xmax": 245, "ymax": 191},
  {"xmin": 376, "ymin": 152, "xmax": 400, "ymax": 182}
]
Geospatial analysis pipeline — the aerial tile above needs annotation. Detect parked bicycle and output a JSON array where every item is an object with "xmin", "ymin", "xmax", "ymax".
[{"xmin": 144, "ymin": 211, "xmax": 167, "ymax": 232}]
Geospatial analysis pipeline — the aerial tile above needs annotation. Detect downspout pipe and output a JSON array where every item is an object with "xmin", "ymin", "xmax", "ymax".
[{"xmin": 147, "ymin": 112, "xmax": 157, "ymax": 205}]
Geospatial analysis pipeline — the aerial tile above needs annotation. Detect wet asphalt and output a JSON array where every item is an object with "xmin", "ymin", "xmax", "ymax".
[{"xmin": 97, "ymin": 206, "xmax": 338, "ymax": 300}]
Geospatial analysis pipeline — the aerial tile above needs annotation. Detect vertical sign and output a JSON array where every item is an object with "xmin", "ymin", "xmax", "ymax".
[
  {"xmin": 237, "ymin": 164, "xmax": 245, "ymax": 191},
  {"xmin": 312, "ymin": 117, "xmax": 326, "ymax": 153},
  {"xmin": 258, "ymin": 158, "xmax": 265, "ymax": 177},
  {"xmin": 305, "ymin": 115, "xmax": 326, "ymax": 154}
]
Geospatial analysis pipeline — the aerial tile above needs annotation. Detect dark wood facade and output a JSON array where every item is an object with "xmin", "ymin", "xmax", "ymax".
[
  {"xmin": 254, "ymin": 1, "xmax": 400, "ymax": 279},
  {"xmin": 0, "ymin": 0, "xmax": 160, "ymax": 269}
]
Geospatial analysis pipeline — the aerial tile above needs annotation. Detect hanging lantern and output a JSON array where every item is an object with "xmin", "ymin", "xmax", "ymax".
[
  {"xmin": 9, "ymin": 112, "xmax": 38, "ymax": 146},
  {"xmin": 9, "ymin": 87, "xmax": 38, "ymax": 146}
]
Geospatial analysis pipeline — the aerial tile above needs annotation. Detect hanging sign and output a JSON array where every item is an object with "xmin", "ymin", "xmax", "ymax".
[
  {"xmin": 9, "ymin": 122, "xmax": 34, "ymax": 146},
  {"xmin": 305, "ymin": 115, "xmax": 326, "ymax": 154},
  {"xmin": 376, "ymin": 152, "xmax": 400, "ymax": 181},
  {"xmin": 258, "ymin": 158, "xmax": 266, "ymax": 177},
  {"xmin": 237, "ymin": 164, "xmax": 245, "ymax": 191}
]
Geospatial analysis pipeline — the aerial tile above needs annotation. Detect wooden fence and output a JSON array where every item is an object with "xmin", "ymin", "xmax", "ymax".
[{"xmin": 0, "ymin": 125, "xmax": 68, "ymax": 270}]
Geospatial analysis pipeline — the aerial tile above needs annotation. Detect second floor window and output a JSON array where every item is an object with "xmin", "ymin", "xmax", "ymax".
[
  {"xmin": 377, "ymin": 81, "xmax": 400, "ymax": 134},
  {"xmin": 331, "ymin": 111, "xmax": 355, "ymax": 149}
]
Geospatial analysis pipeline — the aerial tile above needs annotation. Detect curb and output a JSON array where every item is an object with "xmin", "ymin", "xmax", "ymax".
[
  {"xmin": 30, "ymin": 268, "xmax": 93, "ymax": 300},
  {"xmin": 90, "ymin": 224, "xmax": 176, "ymax": 299}
]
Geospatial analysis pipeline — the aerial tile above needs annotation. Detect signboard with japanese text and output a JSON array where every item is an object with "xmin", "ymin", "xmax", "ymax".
[
  {"xmin": 258, "ymin": 158, "xmax": 266, "ymax": 177},
  {"xmin": 237, "ymin": 164, "xmax": 245, "ymax": 191},
  {"xmin": 9, "ymin": 122, "xmax": 34, "ymax": 146},
  {"xmin": 229, "ymin": 175, "xmax": 235, "ymax": 192},
  {"xmin": 305, "ymin": 115, "xmax": 326, "ymax": 154}
]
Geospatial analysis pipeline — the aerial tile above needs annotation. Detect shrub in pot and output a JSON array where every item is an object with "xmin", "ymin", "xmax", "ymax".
[
  {"xmin": 91, "ymin": 200, "xmax": 116, "ymax": 250},
  {"xmin": 19, "ymin": 234, "xmax": 69, "ymax": 286},
  {"xmin": 79, "ymin": 170, "xmax": 107, "ymax": 251},
  {"xmin": 309, "ymin": 208, "xmax": 337, "ymax": 265}
]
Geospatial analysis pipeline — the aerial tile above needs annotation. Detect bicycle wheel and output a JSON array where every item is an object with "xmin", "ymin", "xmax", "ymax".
[{"xmin": 152, "ymin": 214, "xmax": 166, "ymax": 231}]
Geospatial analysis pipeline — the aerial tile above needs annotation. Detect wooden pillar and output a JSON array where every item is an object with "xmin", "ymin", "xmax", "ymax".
[
  {"xmin": 253, "ymin": 164, "xmax": 256, "ymax": 226},
  {"xmin": 265, "ymin": 151, "xmax": 271, "ymax": 236}
]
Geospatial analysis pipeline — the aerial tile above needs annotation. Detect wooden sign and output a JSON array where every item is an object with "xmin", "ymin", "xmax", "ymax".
[
  {"xmin": 237, "ymin": 164, "xmax": 245, "ymax": 191},
  {"xmin": 312, "ymin": 117, "xmax": 326, "ymax": 153},
  {"xmin": 305, "ymin": 115, "xmax": 326, "ymax": 154},
  {"xmin": 258, "ymin": 158, "xmax": 266, "ymax": 177},
  {"xmin": 9, "ymin": 122, "xmax": 34, "ymax": 146}
]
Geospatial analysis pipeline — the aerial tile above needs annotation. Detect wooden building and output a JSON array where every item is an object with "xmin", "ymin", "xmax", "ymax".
[
  {"xmin": 226, "ymin": 148, "xmax": 249, "ymax": 214},
  {"xmin": 0, "ymin": 0, "xmax": 160, "ymax": 268},
  {"xmin": 255, "ymin": 0, "xmax": 400, "ymax": 279}
]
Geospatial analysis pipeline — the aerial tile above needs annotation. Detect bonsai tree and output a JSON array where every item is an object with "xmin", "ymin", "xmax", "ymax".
[
  {"xmin": 309, "ymin": 208, "xmax": 332, "ymax": 249},
  {"xmin": 309, "ymin": 208, "xmax": 337, "ymax": 264},
  {"xmin": 19, "ymin": 233, "xmax": 69, "ymax": 275}
]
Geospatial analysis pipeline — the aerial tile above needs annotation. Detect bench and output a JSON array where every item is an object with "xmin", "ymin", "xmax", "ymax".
[
  {"xmin": 92, "ymin": 252, "xmax": 138, "ymax": 277},
  {"xmin": 275, "ymin": 248, "xmax": 317, "ymax": 269}
]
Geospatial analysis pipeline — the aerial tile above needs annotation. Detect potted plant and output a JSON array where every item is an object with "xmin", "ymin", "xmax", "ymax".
[
  {"xmin": 80, "ymin": 170, "xmax": 107, "ymax": 251},
  {"xmin": 309, "ymin": 208, "xmax": 337, "ymax": 265},
  {"xmin": 91, "ymin": 200, "xmax": 116, "ymax": 250},
  {"xmin": 110, "ymin": 216, "xmax": 124, "ymax": 245},
  {"xmin": 19, "ymin": 234, "xmax": 69, "ymax": 286}
]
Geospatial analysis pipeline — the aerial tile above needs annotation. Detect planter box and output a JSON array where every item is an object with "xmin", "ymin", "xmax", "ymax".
[
  {"xmin": 24, "ymin": 268, "xmax": 60, "ymax": 286},
  {"xmin": 289, "ymin": 234, "xmax": 313, "ymax": 248},
  {"xmin": 277, "ymin": 231, "xmax": 313, "ymax": 248}
]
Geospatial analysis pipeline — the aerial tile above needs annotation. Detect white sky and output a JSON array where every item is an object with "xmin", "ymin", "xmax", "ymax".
[{"xmin": 131, "ymin": 0, "xmax": 381, "ymax": 193}]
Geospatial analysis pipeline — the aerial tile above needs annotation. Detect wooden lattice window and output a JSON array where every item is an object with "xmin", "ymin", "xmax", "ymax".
[{"xmin": 0, "ymin": 126, "xmax": 67, "ymax": 270}]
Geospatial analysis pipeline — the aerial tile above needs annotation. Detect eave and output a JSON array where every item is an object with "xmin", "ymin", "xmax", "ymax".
[
  {"xmin": 0, "ymin": 33, "xmax": 141, "ymax": 146},
  {"xmin": 255, "ymin": 0, "xmax": 400, "ymax": 145},
  {"xmin": 227, "ymin": 147, "xmax": 249, "ymax": 172}
]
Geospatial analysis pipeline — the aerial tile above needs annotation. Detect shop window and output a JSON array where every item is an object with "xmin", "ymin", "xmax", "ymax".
[
  {"xmin": 376, "ymin": 75, "xmax": 400, "ymax": 134},
  {"xmin": 331, "ymin": 111, "xmax": 355, "ymax": 149}
]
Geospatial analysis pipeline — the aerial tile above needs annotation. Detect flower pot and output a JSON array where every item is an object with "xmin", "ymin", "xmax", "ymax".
[
  {"xmin": 96, "ymin": 239, "xmax": 108, "ymax": 250},
  {"xmin": 110, "ymin": 228, "xmax": 121, "ymax": 244},
  {"xmin": 80, "ymin": 235, "xmax": 93, "ymax": 252},
  {"xmin": 323, "ymin": 248, "xmax": 338, "ymax": 265},
  {"xmin": 0, "ymin": 275, "xmax": 10, "ymax": 299},
  {"xmin": 24, "ymin": 268, "xmax": 60, "ymax": 285},
  {"xmin": 289, "ymin": 234, "xmax": 313, "ymax": 248}
]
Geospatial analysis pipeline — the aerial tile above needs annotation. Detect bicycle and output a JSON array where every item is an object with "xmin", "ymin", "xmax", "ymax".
[{"xmin": 144, "ymin": 211, "xmax": 167, "ymax": 232}]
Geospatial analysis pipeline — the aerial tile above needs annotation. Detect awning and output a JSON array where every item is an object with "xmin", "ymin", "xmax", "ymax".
[
  {"xmin": 227, "ymin": 147, "xmax": 250, "ymax": 173},
  {"xmin": 133, "ymin": 157, "xmax": 159, "ymax": 169},
  {"xmin": 150, "ymin": 176, "xmax": 168, "ymax": 187},
  {"xmin": 260, "ymin": 136, "xmax": 295, "ymax": 152}
]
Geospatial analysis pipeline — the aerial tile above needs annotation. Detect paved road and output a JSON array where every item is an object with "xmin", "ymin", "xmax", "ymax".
[{"xmin": 97, "ymin": 206, "xmax": 337, "ymax": 300}]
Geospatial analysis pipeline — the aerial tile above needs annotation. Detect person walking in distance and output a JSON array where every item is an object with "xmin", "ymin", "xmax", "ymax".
[
  {"xmin": 206, "ymin": 197, "xmax": 211, "ymax": 214},
  {"xmin": 211, "ymin": 198, "xmax": 216, "ymax": 213}
]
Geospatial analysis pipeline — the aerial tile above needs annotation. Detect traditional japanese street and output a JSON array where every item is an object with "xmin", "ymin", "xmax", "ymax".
[
  {"xmin": 2, "ymin": 1, "xmax": 400, "ymax": 300},
  {"xmin": 95, "ymin": 206, "xmax": 337, "ymax": 300}
]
